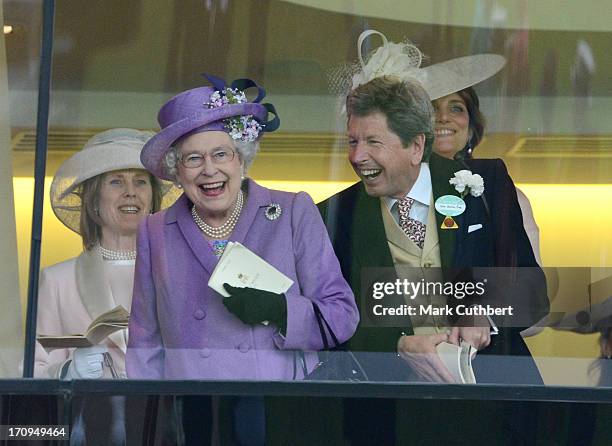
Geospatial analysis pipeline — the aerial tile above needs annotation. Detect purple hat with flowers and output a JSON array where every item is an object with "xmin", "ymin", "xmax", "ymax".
[{"xmin": 141, "ymin": 74, "xmax": 280, "ymax": 180}]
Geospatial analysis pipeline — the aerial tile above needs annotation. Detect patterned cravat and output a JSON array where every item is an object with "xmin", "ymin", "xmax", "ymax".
[{"xmin": 397, "ymin": 197, "xmax": 426, "ymax": 249}]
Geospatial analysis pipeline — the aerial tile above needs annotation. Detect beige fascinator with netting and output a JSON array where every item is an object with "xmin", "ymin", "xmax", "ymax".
[
  {"xmin": 50, "ymin": 128, "xmax": 175, "ymax": 234},
  {"xmin": 330, "ymin": 29, "xmax": 506, "ymax": 100}
]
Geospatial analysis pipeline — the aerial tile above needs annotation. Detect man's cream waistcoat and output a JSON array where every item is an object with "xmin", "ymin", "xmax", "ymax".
[{"xmin": 380, "ymin": 195, "xmax": 449, "ymax": 334}]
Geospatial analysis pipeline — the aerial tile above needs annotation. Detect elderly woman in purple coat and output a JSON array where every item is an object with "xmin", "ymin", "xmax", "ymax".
[{"xmin": 126, "ymin": 75, "xmax": 358, "ymax": 382}]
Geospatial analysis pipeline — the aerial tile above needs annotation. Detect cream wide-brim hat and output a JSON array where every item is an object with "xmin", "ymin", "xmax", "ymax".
[
  {"xmin": 333, "ymin": 29, "xmax": 506, "ymax": 101},
  {"xmin": 50, "ymin": 128, "xmax": 176, "ymax": 234}
]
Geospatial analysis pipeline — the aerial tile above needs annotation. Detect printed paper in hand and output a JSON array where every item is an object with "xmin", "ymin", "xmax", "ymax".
[
  {"xmin": 436, "ymin": 341, "xmax": 477, "ymax": 384},
  {"xmin": 208, "ymin": 241, "xmax": 294, "ymax": 297}
]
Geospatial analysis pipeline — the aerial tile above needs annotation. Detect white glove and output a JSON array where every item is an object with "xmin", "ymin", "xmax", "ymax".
[{"xmin": 64, "ymin": 346, "xmax": 108, "ymax": 379}]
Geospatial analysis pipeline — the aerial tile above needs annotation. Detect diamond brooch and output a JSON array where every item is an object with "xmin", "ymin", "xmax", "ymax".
[{"xmin": 264, "ymin": 203, "xmax": 282, "ymax": 221}]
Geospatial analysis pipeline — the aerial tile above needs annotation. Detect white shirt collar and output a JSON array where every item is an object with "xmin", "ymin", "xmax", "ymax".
[{"xmin": 383, "ymin": 163, "xmax": 432, "ymax": 210}]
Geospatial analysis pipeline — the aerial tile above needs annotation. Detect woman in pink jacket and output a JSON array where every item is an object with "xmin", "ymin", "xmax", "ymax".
[{"xmin": 35, "ymin": 128, "xmax": 173, "ymax": 444}]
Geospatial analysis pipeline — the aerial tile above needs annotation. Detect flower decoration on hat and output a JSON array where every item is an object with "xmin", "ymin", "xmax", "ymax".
[
  {"xmin": 203, "ymin": 74, "xmax": 279, "ymax": 143},
  {"xmin": 449, "ymin": 170, "xmax": 484, "ymax": 198},
  {"xmin": 206, "ymin": 87, "xmax": 263, "ymax": 142}
]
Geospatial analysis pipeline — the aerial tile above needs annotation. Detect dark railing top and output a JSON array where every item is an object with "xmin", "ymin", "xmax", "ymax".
[{"xmin": 4, "ymin": 379, "xmax": 611, "ymax": 404}]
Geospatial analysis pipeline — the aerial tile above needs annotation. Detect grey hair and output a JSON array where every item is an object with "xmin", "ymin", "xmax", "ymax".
[
  {"xmin": 346, "ymin": 76, "xmax": 435, "ymax": 160},
  {"xmin": 162, "ymin": 137, "xmax": 260, "ymax": 181},
  {"xmin": 235, "ymin": 139, "xmax": 260, "ymax": 169}
]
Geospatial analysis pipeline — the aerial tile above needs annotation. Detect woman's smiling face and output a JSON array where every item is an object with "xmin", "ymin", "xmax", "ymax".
[
  {"xmin": 97, "ymin": 169, "xmax": 153, "ymax": 239},
  {"xmin": 432, "ymin": 93, "xmax": 471, "ymax": 159},
  {"xmin": 175, "ymin": 131, "xmax": 243, "ymax": 220}
]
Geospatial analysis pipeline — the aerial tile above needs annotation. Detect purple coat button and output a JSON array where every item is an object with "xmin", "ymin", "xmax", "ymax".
[
  {"xmin": 237, "ymin": 342, "xmax": 251, "ymax": 353},
  {"xmin": 200, "ymin": 348, "xmax": 212, "ymax": 358},
  {"xmin": 194, "ymin": 309, "xmax": 206, "ymax": 320}
]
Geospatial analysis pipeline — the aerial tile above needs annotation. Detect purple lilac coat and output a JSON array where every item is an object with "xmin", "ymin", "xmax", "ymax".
[{"xmin": 126, "ymin": 179, "xmax": 359, "ymax": 380}]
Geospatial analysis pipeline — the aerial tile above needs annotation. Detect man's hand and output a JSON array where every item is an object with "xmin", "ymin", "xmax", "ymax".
[
  {"xmin": 397, "ymin": 333, "xmax": 456, "ymax": 383},
  {"xmin": 449, "ymin": 315, "xmax": 491, "ymax": 350}
]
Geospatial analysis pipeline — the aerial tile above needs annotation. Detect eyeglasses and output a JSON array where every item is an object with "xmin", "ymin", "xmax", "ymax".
[{"xmin": 178, "ymin": 148, "xmax": 236, "ymax": 168}]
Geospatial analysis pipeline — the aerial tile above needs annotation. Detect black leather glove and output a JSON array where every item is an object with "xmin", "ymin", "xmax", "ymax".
[{"xmin": 223, "ymin": 284, "xmax": 287, "ymax": 332}]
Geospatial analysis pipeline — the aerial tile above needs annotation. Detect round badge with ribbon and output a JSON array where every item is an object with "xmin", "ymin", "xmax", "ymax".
[{"xmin": 434, "ymin": 195, "xmax": 466, "ymax": 230}]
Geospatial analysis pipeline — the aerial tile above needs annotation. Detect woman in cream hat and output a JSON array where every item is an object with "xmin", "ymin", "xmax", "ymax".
[{"xmin": 35, "ymin": 128, "xmax": 173, "ymax": 444}]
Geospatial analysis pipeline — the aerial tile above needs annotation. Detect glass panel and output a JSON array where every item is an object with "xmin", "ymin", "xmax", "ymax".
[
  {"xmin": 9, "ymin": 0, "xmax": 612, "ymax": 444},
  {"xmin": 22, "ymin": 3, "xmax": 612, "ymax": 442},
  {"xmin": 2, "ymin": 0, "xmax": 44, "ymax": 377}
]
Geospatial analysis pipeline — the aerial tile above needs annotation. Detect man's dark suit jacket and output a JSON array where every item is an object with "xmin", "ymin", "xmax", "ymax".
[{"xmin": 318, "ymin": 152, "xmax": 549, "ymax": 383}]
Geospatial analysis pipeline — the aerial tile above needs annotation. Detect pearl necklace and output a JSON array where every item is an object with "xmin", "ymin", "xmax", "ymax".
[
  {"xmin": 99, "ymin": 245, "xmax": 137, "ymax": 261},
  {"xmin": 191, "ymin": 190, "xmax": 244, "ymax": 239}
]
